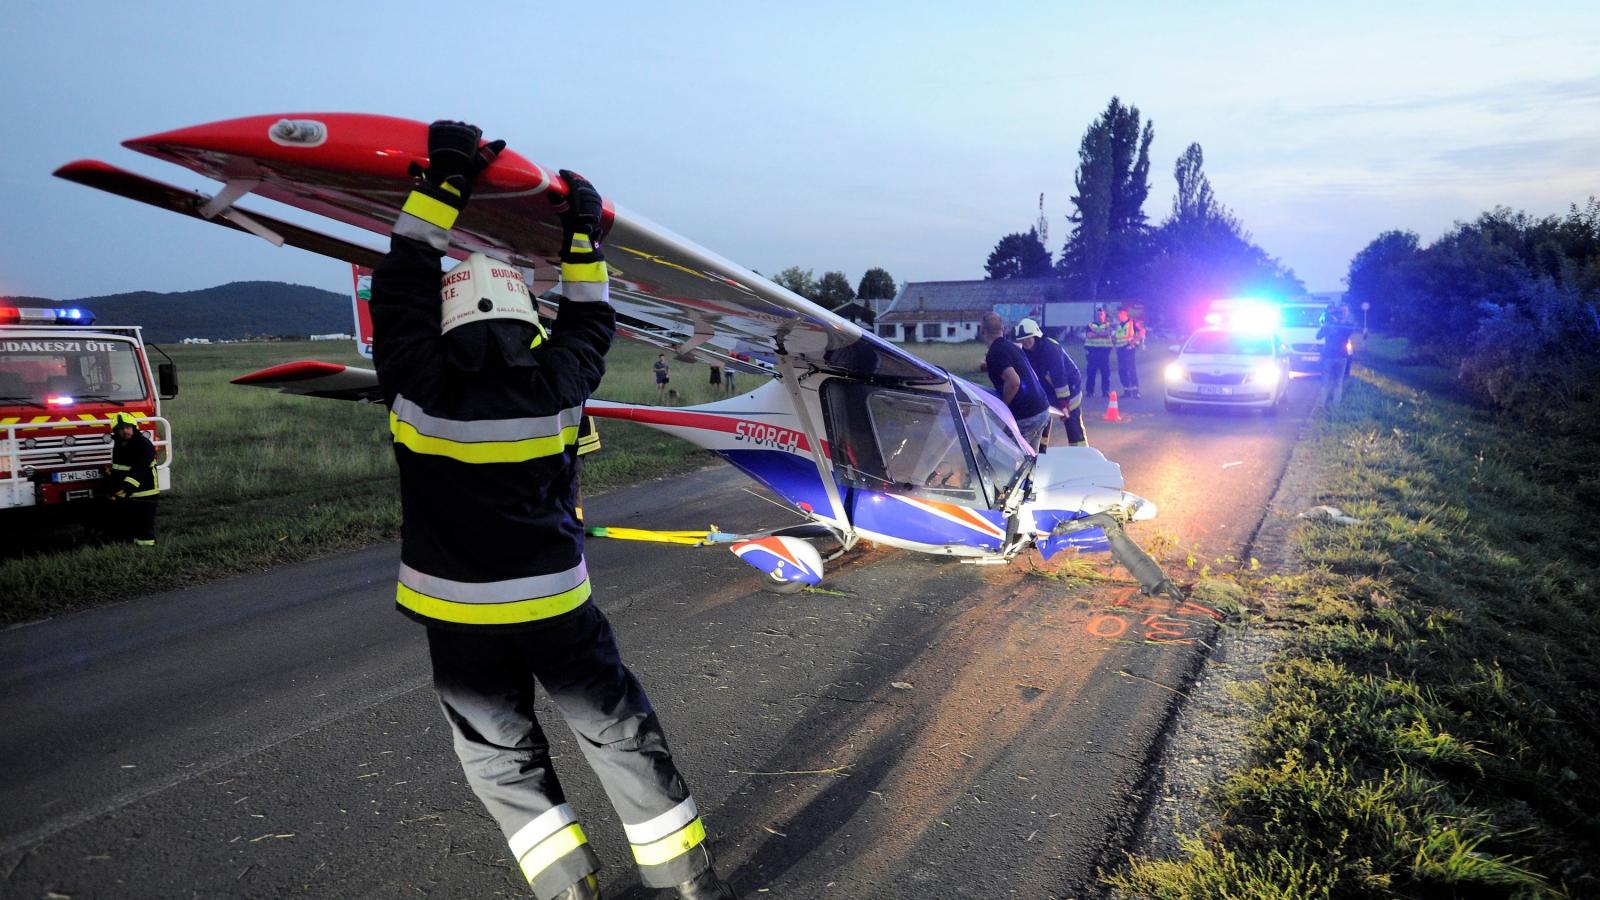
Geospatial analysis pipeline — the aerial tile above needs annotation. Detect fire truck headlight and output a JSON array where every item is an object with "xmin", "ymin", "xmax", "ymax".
[
  {"xmin": 21, "ymin": 437, "xmax": 36, "ymax": 449},
  {"xmin": 63, "ymin": 435, "xmax": 76, "ymax": 447}
]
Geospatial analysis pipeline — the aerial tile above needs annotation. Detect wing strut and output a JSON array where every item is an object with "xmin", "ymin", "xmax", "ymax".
[
  {"xmin": 775, "ymin": 352, "xmax": 856, "ymax": 550},
  {"xmin": 199, "ymin": 177, "xmax": 285, "ymax": 247}
]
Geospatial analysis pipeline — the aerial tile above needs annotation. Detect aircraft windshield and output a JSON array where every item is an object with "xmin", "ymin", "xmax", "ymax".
[
  {"xmin": 823, "ymin": 381, "xmax": 987, "ymax": 505},
  {"xmin": 955, "ymin": 381, "xmax": 1031, "ymax": 501},
  {"xmin": 0, "ymin": 338, "xmax": 147, "ymax": 404}
]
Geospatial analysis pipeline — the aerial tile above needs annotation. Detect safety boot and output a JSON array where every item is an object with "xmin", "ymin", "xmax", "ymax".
[
  {"xmin": 552, "ymin": 874, "xmax": 601, "ymax": 900},
  {"xmin": 675, "ymin": 867, "xmax": 735, "ymax": 899}
]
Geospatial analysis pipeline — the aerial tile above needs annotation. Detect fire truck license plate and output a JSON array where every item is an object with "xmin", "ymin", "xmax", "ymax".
[{"xmin": 53, "ymin": 469, "xmax": 101, "ymax": 483}]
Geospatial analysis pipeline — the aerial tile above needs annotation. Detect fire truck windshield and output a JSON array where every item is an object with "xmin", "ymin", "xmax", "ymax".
[{"xmin": 0, "ymin": 338, "xmax": 148, "ymax": 405}]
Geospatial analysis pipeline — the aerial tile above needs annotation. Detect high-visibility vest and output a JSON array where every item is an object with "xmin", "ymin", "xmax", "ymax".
[
  {"xmin": 1084, "ymin": 321, "xmax": 1115, "ymax": 348},
  {"xmin": 1113, "ymin": 320, "xmax": 1143, "ymax": 348}
]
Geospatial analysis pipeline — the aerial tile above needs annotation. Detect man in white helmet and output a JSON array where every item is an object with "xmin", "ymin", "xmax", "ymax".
[
  {"xmin": 1012, "ymin": 318, "xmax": 1088, "ymax": 447},
  {"xmin": 371, "ymin": 120, "xmax": 732, "ymax": 900}
]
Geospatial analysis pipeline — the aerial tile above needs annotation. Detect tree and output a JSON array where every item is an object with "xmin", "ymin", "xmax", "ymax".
[
  {"xmin": 985, "ymin": 228, "xmax": 1053, "ymax": 279},
  {"xmin": 1344, "ymin": 230, "xmax": 1420, "ymax": 331},
  {"xmin": 814, "ymin": 271, "xmax": 855, "ymax": 309},
  {"xmin": 772, "ymin": 266, "xmax": 818, "ymax": 300},
  {"xmin": 856, "ymin": 267, "xmax": 897, "ymax": 301},
  {"xmin": 1060, "ymin": 97, "xmax": 1154, "ymax": 298},
  {"xmin": 1135, "ymin": 143, "xmax": 1302, "ymax": 325}
]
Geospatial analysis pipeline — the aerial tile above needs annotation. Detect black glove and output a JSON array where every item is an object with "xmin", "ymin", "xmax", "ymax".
[
  {"xmin": 549, "ymin": 169, "xmax": 605, "ymax": 262},
  {"xmin": 408, "ymin": 120, "xmax": 505, "ymax": 205}
]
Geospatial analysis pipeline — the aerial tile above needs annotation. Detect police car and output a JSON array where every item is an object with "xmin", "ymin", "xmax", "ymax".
[{"xmin": 1163, "ymin": 328, "xmax": 1291, "ymax": 414}]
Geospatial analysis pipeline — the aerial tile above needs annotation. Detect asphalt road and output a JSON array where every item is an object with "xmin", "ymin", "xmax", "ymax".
[{"xmin": 0, "ymin": 357, "xmax": 1317, "ymax": 899}]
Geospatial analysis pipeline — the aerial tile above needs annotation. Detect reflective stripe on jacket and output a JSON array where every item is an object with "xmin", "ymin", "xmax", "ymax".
[
  {"xmin": 110, "ymin": 432, "xmax": 159, "ymax": 498},
  {"xmin": 372, "ymin": 234, "xmax": 615, "ymax": 631}
]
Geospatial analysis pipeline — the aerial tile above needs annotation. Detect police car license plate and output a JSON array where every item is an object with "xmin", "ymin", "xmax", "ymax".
[
  {"xmin": 1197, "ymin": 385, "xmax": 1233, "ymax": 396},
  {"xmin": 53, "ymin": 468, "xmax": 101, "ymax": 483}
]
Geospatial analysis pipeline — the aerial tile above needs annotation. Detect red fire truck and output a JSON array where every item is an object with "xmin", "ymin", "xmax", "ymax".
[{"xmin": 0, "ymin": 305, "xmax": 176, "ymax": 515}]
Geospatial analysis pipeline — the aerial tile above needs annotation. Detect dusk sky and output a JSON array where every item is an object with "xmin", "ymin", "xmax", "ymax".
[{"xmin": 2, "ymin": 1, "xmax": 1596, "ymax": 301}]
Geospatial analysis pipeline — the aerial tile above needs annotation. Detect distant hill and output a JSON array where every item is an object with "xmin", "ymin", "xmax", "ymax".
[{"xmin": 5, "ymin": 281, "xmax": 351, "ymax": 343}]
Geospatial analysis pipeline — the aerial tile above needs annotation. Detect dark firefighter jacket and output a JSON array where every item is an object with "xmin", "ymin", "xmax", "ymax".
[
  {"xmin": 108, "ymin": 429, "xmax": 159, "ymax": 498},
  {"xmin": 371, "ymin": 234, "xmax": 614, "ymax": 630},
  {"xmin": 1023, "ymin": 337, "xmax": 1083, "ymax": 407}
]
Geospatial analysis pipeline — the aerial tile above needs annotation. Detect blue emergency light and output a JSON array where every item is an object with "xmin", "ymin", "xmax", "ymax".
[{"xmin": 0, "ymin": 306, "xmax": 97, "ymax": 326}]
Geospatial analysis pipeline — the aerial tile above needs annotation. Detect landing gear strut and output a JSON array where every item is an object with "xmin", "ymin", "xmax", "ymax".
[{"xmin": 1052, "ymin": 511, "xmax": 1184, "ymax": 603}]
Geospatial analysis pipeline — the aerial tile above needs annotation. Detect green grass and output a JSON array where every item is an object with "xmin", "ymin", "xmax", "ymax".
[
  {"xmin": 1109, "ymin": 338, "xmax": 1600, "ymax": 898},
  {"xmin": 0, "ymin": 340, "xmax": 758, "ymax": 624}
]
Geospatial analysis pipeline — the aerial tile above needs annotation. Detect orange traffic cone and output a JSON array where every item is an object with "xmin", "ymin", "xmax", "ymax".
[{"xmin": 1103, "ymin": 391, "xmax": 1123, "ymax": 422}]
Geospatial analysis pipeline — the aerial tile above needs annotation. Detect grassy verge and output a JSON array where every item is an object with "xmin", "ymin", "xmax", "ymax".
[
  {"xmin": 1109, "ymin": 339, "xmax": 1599, "ymax": 897},
  {"xmin": 0, "ymin": 340, "xmax": 753, "ymax": 624}
]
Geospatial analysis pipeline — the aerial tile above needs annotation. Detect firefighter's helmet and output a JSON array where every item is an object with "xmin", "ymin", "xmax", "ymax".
[
  {"xmin": 439, "ymin": 252, "xmax": 540, "ymax": 335},
  {"xmin": 109, "ymin": 412, "xmax": 139, "ymax": 432},
  {"xmin": 1012, "ymin": 317, "xmax": 1044, "ymax": 341}
]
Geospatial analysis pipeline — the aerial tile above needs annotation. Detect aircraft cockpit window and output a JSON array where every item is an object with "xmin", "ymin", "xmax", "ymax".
[{"xmin": 821, "ymin": 380, "xmax": 987, "ymax": 506}]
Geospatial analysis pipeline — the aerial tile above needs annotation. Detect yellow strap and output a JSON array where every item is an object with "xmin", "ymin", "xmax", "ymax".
[
  {"xmin": 631, "ymin": 817, "xmax": 706, "ymax": 867},
  {"xmin": 390, "ymin": 413, "xmax": 577, "ymax": 464},
  {"xmin": 560, "ymin": 260, "xmax": 608, "ymax": 283},
  {"xmin": 400, "ymin": 190, "xmax": 460, "ymax": 230},
  {"xmin": 518, "ymin": 822, "xmax": 588, "ymax": 881},
  {"xmin": 396, "ymin": 580, "xmax": 591, "ymax": 626}
]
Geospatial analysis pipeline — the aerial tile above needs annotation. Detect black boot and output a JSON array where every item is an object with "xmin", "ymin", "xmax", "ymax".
[
  {"xmin": 676, "ymin": 867, "xmax": 735, "ymax": 899},
  {"xmin": 552, "ymin": 874, "xmax": 601, "ymax": 900}
]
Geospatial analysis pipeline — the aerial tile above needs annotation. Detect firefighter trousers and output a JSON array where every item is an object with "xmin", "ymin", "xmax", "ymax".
[{"xmin": 426, "ymin": 603, "xmax": 713, "ymax": 898}]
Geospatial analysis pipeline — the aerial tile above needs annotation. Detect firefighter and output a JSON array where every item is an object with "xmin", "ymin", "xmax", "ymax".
[
  {"xmin": 370, "ymin": 121, "xmax": 732, "ymax": 900},
  {"xmin": 1012, "ymin": 318, "xmax": 1088, "ymax": 448},
  {"xmin": 1083, "ymin": 306, "xmax": 1115, "ymax": 398},
  {"xmin": 1113, "ymin": 306, "xmax": 1145, "ymax": 399},
  {"xmin": 102, "ymin": 411, "xmax": 158, "ymax": 546}
]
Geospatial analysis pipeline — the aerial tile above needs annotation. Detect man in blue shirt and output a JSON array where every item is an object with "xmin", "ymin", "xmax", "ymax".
[{"xmin": 981, "ymin": 312, "xmax": 1050, "ymax": 449}]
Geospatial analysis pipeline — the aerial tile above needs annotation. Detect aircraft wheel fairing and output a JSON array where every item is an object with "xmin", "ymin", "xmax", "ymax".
[{"xmin": 732, "ymin": 536, "xmax": 823, "ymax": 591}]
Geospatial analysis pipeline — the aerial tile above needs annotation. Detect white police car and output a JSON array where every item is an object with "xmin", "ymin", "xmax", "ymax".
[{"xmin": 1164, "ymin": 328, "xmax": 1290, "ymax": 414}]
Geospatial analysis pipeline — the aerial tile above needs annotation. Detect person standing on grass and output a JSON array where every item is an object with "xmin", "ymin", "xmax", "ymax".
[
  {"xmin": 101, "ymin": 411, "xmax": 159, "ymax": 546},
  {"xmin": 980, "ymin": 312, "xmax": 1050, "ymax": 449},
  {"xmin": 724, "ymin": 356, "xmax": 738, "ymax": 394},
  {"xmin": 370, "ymin": 120, "xmax": 733, "ymax": 900},
  {"xmin": 708, "ymin": 362, "xmax": 721, "ymax": 392},
  {"xmin": 654, "ymin": 353, "xmax": 670, "ymax": 403},
  {"xmin": 1317, "ymin": 303, "xmax": 1359, "ymax": 412}
]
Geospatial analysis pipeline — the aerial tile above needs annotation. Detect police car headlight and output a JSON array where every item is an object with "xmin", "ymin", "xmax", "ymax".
[{"xmin": 1164, "ymin": 362, "xmax": 1187, "ymax": 383}]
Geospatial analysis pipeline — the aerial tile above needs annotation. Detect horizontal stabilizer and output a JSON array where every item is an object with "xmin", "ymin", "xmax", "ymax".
[
  {"xmin": 53, "ymin": 160, "xmax": 387, "ymax": 269},
  {"xmin": 231, "ymin": 360, "xmax": 382, "ymax": 402}
]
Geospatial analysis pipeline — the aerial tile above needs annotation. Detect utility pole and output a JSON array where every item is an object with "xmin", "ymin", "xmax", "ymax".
[
  {"xmin": 1036, "ymin": 193, "xmax": 1049, "ymax": 247},
  {"xmin": 1038, "ymin": 194, "xmax": 1051, "ymax": 336}
]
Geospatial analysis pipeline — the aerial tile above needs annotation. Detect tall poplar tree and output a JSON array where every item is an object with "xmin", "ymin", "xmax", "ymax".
[{"xmin": 1060, "ymin": 97, "xmax": 1154, "ymax": 298}]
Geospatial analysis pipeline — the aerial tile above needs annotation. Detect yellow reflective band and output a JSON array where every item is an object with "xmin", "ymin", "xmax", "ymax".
[
  {"xmin": 123, "ymin": 476, "xmax": 141, "ymax": 487},
  {"xmin": 135, "ymin": 539, "xmax": 156, "ymax": 546},
  {"xmin": 440, "ymin": 180, "xmax": 462, "ymax": 197},
  {"xmin": 631, "ymin": 817, "xmax": 706, "ymax": 867},
  {"xmin": 569, "ymin": 234, "xmax": 593, "ymax": 250},
  {"xmin": 130, "ymin": 488, "xmax": 160, "ymax": 498},
  {"xmin": 111, "ymin": 464, "xmax": 132, "ymax": 471},
  {"xmin": 1, "ymin": 417, "xmax": 17, "ymax": 426},
  {"xmin": 401, "ymin": 190, "xmax": 460, "ymax": 230},
  {"xmin": 390, "ymin": 412, "xmax": 578, "ymax": 464},
  {"xmin": 560, "ymin": 260, "xmax": 608, "ymax": 283},
  {"xmin": 518, "ymin": 822, "xmax": 588, "ymax": 881},
  {"xmin": 396, "ymin": 579, "xmax": 591, "ymax": 626}
]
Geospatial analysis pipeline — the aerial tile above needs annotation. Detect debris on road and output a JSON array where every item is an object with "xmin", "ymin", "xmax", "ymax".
[{"xmin": 1297, "ymin": 505, "xmax": 1362, "ymax": 525}]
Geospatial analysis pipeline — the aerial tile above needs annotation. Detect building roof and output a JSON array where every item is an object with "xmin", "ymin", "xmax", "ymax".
[
  {"xmin": 882, "ymin": 307, "xmax": 991, "ymax": 323},
  {"xmin": 884, "ymin": 277, "xmax": 1071, "ymax": 318}
]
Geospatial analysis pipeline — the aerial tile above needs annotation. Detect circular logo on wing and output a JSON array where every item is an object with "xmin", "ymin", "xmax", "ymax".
[{"xmin": 268, "ymin": 119, "xmax": 328, "ymax": 148}]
